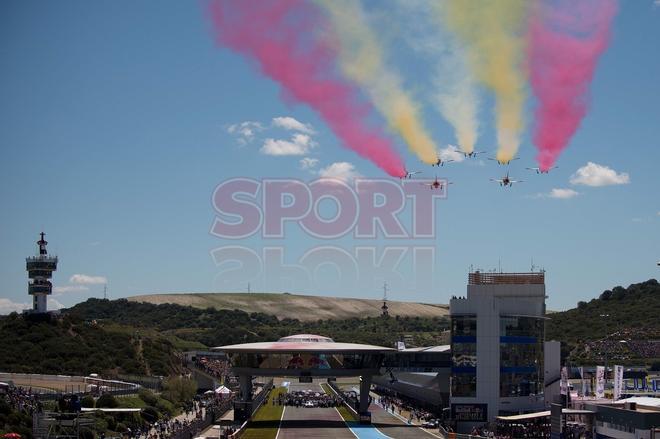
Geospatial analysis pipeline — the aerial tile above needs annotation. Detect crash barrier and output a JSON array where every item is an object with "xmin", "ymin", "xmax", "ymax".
[
  {"xmin": 251, "ymin": 379, "xmax": 274, "ymax": 413},
  {"xmin": 325, "ymin": 380, "xmax": 359, "ymax": 418}
]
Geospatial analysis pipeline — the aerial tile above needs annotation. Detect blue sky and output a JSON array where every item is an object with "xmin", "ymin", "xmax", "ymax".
[{"xmin": 1, "ymin": 0, "xmax": 659, "ymax": 314}]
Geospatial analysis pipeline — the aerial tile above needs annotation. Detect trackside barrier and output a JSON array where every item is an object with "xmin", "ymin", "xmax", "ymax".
[
  {"xmin": 325, "ymin": 381, "xmax": 360, "ymax": 418},
  {"xmin": 228, "ymin": 380, "xmax": 275, "ymax": 439}
]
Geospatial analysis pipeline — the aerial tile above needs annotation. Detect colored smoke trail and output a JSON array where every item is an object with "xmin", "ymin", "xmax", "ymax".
[
  {"xmin": 443, "ymin": 0, "xmax": 529, "ymax": 161},
  {"xmin": 208, "ymin": 0, "xmax": 405, "ymax": 177},
  {"xmin": 316, "ymin": 0, "xmax": 439, "ymax": 164},
  {"xmin": 528, "ymin": 0, "xmax": 617, "ymax": 170},
  {"xmin": 430, "ymin": 2, "xmax": 480, "ymax": 154}
]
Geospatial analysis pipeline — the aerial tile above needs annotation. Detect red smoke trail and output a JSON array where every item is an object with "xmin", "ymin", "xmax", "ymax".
[
  {"xmin": 208, "ymin": 0, "xmax": 406, "ymax": 177},
  {"xmin": 528, "ymin": 0, "xmax": 617, "ymax": 171}
]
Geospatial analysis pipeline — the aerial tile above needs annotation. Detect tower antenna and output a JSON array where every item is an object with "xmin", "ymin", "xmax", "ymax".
[{"xmin": 103, "ymin": 284, "xmax": 107, "ymax": 300}]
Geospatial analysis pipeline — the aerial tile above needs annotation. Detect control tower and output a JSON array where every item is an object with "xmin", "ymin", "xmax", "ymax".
[{"xmin": 26, "ymin": 232, "xmax": 58, "ymax": 313}]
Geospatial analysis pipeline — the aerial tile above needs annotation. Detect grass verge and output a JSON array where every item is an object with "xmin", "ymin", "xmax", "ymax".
[{"xmin": 239, "ymin": 387, "xmax": 287, "ymax": 439}]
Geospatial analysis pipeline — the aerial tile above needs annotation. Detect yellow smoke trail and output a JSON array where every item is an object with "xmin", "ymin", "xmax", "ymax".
[
  {"xmin": 317, "ymin": 0, "xmax": 438, "ymax": 164},
  {"xmin": 443, "ymin": 0, "xmax": 529, "ymax": 161}
]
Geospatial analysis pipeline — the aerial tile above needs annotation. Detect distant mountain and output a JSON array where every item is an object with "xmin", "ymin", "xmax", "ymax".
[
  {"xmin": 546, "ymin": 279, "xmax": 660, "ymax": 364},
  {"xmin": 126, "ymin": 292, "xmax": 449, "ymax": 321}
]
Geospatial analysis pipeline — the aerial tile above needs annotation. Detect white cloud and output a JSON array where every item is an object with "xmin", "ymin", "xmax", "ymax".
[
  {"xmin": 299, "ymin": 157, "xmax": 319, "ymax": 170},
  {"xmin": 227, "ymin": 121, "xmax": 264, "ymax": 145},
  {"xmin": 261, "ymin": 134, "xmax": 316, "ymax": 156},
  {"xmin": 548, "ymin": 188, "xmax": 580, "ymax": 199},
  {"xmin": 48, "ymin": 298, "xmax": 65, "ymax": 310},
  {"xmin": 54, "ymin": 285, "xmax": 90, "ymax": 294},
  {"xmin": 0, "ymin": 298, "xmax": 30, "ymax": 315},
  {"xmin": 655, "ymin": 0, "xmax": 660, "ymax": 8},
  {"xmin": 438, "ymin": 145, "xmax": 465, "ymax": 163},
  {"xmin": 570, "ymin": 162, "xmax": 630, "ymax": 187},
  {"xmin": 70, "ymin": 274, "xmax": 107, "ymax": 285},
  {"xmin": 318, "ymin": 162, "xmax": 362, "ymax": 182},
  {"xmin": 272, "ymin": 117, "xmax": 315, "ymax": 134}
]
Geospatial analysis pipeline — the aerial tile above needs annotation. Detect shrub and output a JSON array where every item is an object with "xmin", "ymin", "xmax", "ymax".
[
  {"xmin": 96, "ymin": 394, "xmax": 118, "ymax": 408},
  {"xmin": 81, "ymin": 395, "xmax": 95, "ymax": 408},
  {"xmin": 138, "ymin": 388, "xmax": 158, "ymax": 406}
]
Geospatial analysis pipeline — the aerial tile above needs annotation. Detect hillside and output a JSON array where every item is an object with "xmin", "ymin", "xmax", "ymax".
[
  {"xmin": 546, "ymin": 279, "xmax": 660, "ymax": 364},
  {"xmin": 69, "ymin": 298, "xmax": 450, "ymax": 349},
  {"xmin": 0, "ymin": 313, "xmax": 182, "ymax": 376},
  {"xmin": 126, "ymin": 292, "xmax": 449, "ymax": 321}
]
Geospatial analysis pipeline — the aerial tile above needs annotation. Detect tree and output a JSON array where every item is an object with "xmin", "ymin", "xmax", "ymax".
[{"xmin": 162, "ymin": 377, "xmax": 197, "ymax": 406}]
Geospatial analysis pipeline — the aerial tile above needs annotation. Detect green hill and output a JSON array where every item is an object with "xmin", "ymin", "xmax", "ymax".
[
  {"xmin": 0, "ymin": 313, "xmax": 181, "ymax": 376},
  {"xmin": 546, "ymin": 279, "xmax": 660, "ymax": 364}
]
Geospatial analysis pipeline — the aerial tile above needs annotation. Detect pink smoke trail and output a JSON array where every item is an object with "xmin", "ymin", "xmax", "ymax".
[
  {"xmin": 208, "ymin": 0, "xmax": 406, "ymax": 177},
  {"xmin": 528, "ymin": 0, "xmax": 617, "ymax": 171}
]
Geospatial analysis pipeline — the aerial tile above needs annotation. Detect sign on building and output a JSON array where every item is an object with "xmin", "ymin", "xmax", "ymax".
[{"xmin": 451, "ymin": 404, "xmax": 488, "ymax": 422}]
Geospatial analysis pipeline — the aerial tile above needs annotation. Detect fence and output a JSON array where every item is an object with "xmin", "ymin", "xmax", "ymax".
[
  {"xmin": 0, "ymin": 372, "xmax": 140, "ymax": 400},
  {"xmin": 169, "ymin": 399, "xmax": 235, "ymax": 439}
]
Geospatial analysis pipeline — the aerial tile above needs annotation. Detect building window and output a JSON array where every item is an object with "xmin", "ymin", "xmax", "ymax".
[
  {"xmin": 499, "ymin": 316, "xmax": 544, "ymax": 397},
  {"xmin": 452, "ymin": 373, "xmax": 477, "ymax": 397},
  {"xmin": 452, "ymin": 343, "xmax": 477, "ymax": 368},
  {"xmin": 452, "ymin": 315, "xmax": 477, "ymax": 337}
]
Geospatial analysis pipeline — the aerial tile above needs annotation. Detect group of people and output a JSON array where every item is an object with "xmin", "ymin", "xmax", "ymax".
[
  {"xmin": 585, "ymin": 329, "xmax": 660, "ymax": 361},
  {"xmin": 493, "ymin": 419, "xmax": 551, "ymax": 439},
  {"xmin": 373, "ymin": 390, "xmax": 436, "ymax": 426},
  {"xmin": 273, "ymin": 390, "xmax": 341, "ymax": 408},
  {"xmin": 193, "ymin": 357, "xmax": 232, "ymax": 381},
  {"xmin": 1, "ymin": 385, "xmax": 43, "ymax": 416}
]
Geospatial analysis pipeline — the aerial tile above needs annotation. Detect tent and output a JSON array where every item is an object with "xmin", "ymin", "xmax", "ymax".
[{"xmin": 214, "ymin": 385, "xmax": 232, "ymax": 395}]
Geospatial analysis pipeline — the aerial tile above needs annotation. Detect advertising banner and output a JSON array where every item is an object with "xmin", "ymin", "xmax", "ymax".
[
  {"xmin": 560, "ymin": 366, "xmax": 568, "ymax": 395},
  {"xmin": 614, "ymin": 365, "xmax": 624, "ymax": 400},
  {"xmin": 596, "ymin": 366, "xmax": 605, "ymax": 399},
  {"xmin": 579, "ymin": 366, "xmax": 586, "ymax": 397}
]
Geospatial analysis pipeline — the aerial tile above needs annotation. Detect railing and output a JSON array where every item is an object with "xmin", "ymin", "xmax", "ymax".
[{"xmin": 169, "ymin": 399, "xmax": 234, "ymax": 439}]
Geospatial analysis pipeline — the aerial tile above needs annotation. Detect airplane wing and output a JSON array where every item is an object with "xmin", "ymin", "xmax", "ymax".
[
  {"xmin": 525, "ymin": 167, "xmax": 539, "ymax": 170},
  {"xmin": 490, "ymin": 178, "xmax": 503, "ymax": 183}
]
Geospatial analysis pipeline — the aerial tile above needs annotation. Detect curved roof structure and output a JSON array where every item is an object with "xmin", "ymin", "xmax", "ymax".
[{"xmin": 213, "ymin": 333, "xmax": 393, "ymax": 354}]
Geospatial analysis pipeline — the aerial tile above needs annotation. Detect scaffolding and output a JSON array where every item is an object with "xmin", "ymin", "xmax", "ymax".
[
  {"xmin": 33, "ymin": 411, "xmax": 96, "ymax": 439},
  {"xmin": 468, "ymin": 271, "xmax": 545, "ymax": 285}
]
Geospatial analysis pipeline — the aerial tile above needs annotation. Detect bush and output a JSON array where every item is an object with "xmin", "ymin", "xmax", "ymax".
[
  {"xmin": 81, "ymin": 395, "xmax": 95, "ymax": 408},
  {"xmin": 138, "ymin": 388, "xmax": 158, "ymax": 406},
  {"xmin": 96, "ymin": 394, "xmax": 118, "ymax": 408},
  {"xmin": 156, "ymin": 398, "xmax": 175, "ymax": 417}
]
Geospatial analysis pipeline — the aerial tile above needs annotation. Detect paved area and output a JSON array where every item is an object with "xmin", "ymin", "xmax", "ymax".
[
  {"xmin": 276, "ymin": 382, "xmax": 355, "ymax": 439},
  {"xmin": 370, "ymin": 403, "xmax": 443, "ymax": 439}
]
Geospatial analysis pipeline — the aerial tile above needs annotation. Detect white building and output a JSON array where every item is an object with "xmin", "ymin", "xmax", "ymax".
[{"xmin": 449, "ymin": 271, "xmax": 549, "ymax": 431}]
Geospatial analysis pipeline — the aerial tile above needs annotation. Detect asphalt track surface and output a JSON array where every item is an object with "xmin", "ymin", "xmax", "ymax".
[
  {"xmin": 273, "ymin": 381, "xmax": 442, "ymax": 439},
  {"xmin": 276, "ymin": 382, "xmax": 355, "ymax": 439},
  {"xmin": 369, "ymin": 403, "xmax": 443, "ymax": 439}
]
